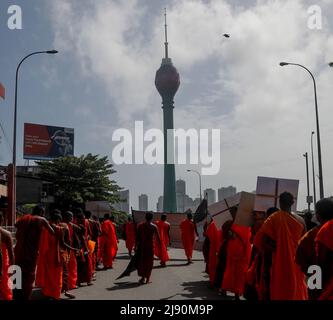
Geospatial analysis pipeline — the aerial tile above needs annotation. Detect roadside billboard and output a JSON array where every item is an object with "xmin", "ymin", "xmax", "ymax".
[{"xmin": 24, "ymin": 123, "xmax": 74, "ymax": 160}]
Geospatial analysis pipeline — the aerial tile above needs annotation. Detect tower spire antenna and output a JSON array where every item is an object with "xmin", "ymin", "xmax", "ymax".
[{"xmin": 164, "ymin": 8, "xmax": 169, "ymax": 59}]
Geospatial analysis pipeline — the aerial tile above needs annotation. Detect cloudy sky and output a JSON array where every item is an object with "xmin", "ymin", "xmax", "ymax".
[{"xmin": 1, "ymin": 0, "xmax": 333, "ymax": 211}]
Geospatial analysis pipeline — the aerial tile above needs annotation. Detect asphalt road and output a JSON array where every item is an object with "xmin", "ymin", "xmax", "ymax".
[{"xmin": 49, "ymin": 240, "xmax": 233, "ymax": 300}]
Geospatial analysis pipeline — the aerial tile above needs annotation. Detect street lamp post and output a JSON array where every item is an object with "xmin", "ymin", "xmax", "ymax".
[
  {"xmin": 187, "ymin": 169, "xmax": 202, "ymax": 202},
  {"xmin": 279, "ymin": 62, "xmax": 324, "ymax": 199},
  {"xmin": 311, "ymin": 131, "xmax": 317, "ymax": 209},
  {"xmin": 303, "ymin": 152, "xmax": 311, "ymax": 212},
  {"xmin": 10, "ymin": 50, "xmax": 58, "ymax": 225}
]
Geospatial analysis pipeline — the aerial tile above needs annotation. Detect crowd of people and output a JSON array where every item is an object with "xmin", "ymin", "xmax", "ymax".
[
  {"xmin": 202, "ymin": 192, "xmax": 333, "ymax": 300},
  {"xmin": 1, "ymin": 191, "xmax": 333, "ymax": 301}
]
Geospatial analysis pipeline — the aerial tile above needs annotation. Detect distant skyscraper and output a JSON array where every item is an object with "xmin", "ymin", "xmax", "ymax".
[
  {"xmin": 176, "ymin": 179, "xmax": 186, "ymax": 195},
  {"xmin": 176, "ymin": 179, "xmax": 186, "ymax": 212},
  {"xmin": 204, "ymin": 188, "xmax": 216, "ymax": 205},
  {"xmin": 218, "ymin": 186, "xmax": 237, "ymax": 202},
  {"xmin": 156, "ymin": 196, "xmax": 164, "ymax": 212},
  {"xmin": 114, "ymin": 190, "xmax": 130, "ymax": 214},
  {"xmin": 139, "ymin": 194, "xmax": 148, "ymax": 211}
]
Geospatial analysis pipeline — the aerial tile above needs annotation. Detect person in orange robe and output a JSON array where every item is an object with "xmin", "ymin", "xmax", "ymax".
[
  {"xmin": 14, "ymin": 205, "xmax": 54, "ymax": 300},
  {"xmin": 38, "ymin": 212, "xmax": 64, "ymax": 300},
  {"xmin": 245, "ymin": 207, "xmax": 278, "ymax": 301},
  {"xmin": 0, "ymin": 211, "xmax": 14, "ymax": 301},
  {"xmin": 154, "ymin": 214, "xmax": 170, "ymax": 267},
  {"xmin": 124, "ymin": 216, "xmax": 136, "ymax": 257},
  {"xmin": 205, "ymin": 217, "xmax": 221, "ymax": 287},
  {"xmin": 296, "ymin": 198, "xmax": 333, "ymax": 300},
  {"xmin": 180, "ymin": 213, "xmax": 198, "ymax": 264},
  {"xmin": 100, "ymin": 214, "xmax": 118, "ymax": 269},
  {"xmin": 75, "ymin": 209, "xmax": 93, "ymax": 286},
  {"xmin": 62, "ymin": 211, "xmax": 81, "ymax": 291},
  {"xmin": 314, "ymin": 198, "xmax": 333, "ymax": 300},
  {"xmin": 221, "ymin": 207, "xmax": 252, "ymax": 300},
  {"xmin": 136, "ymin": 212, "xmax": 161, "ymax": 284},
  {"xmin": 254, "ymin": 192, "xmax": 308, "ymax": 300},
  {"xmin": 85, "ymin": 211, "xmax": 101, "ymax": 271}
]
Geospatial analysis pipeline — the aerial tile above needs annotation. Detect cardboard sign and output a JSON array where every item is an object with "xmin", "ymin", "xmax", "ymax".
[
  {"xmin": 234, "ymin": 192, "xmax": 255, "ymax": 227},
  {"xmin": 208, "ymin": 193, "xmax": 239, "ymax": 229},
  {"xmin": 254, "ymin": 176, "xmax": 299, "ymax": 213}
]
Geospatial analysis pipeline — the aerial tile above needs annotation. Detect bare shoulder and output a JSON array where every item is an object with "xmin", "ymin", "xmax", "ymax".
[{"xmin": 0, "ymin": 227, "xmax": 13, "ymax": 243}]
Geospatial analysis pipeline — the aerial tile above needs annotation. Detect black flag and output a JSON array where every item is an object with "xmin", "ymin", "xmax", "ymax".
[{"xmin": 193, "ymin": 198, "xmax": 208, "ymax": 223}]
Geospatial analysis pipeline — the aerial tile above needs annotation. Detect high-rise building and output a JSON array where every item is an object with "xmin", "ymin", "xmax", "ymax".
[
  {"xmin": 176, "ymin": 179, "xmax": 186, "ymax": 195},
  {"xmin": 139, "ymin": 194, "xmax": 148, "ymax": 211},
  {"xmin": 114, "ymin": 190, "xmax": 130, "ymax": 214},
  {"xmin": 204, "ymin": 188, "xmax": 216, "ymax": 205},
  {"xmin": 176, "ymin": 179, "xmax": 186, "ymax": 212},
  {"xmin": 156, "ymin": 196, "xmax": 164, "ymax": 212},
  {"xmin": 155, "ymin": 10, "xmax": 180, "ymax": 213},
  {"xmin": 218, "ymin": 186, "xmax": 237, "ymax": 202}
]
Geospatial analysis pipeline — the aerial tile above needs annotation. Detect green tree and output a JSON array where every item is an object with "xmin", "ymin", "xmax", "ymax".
[{"xmin": 37, "ymin": 154, "xmax": 122, "ymax": 210}]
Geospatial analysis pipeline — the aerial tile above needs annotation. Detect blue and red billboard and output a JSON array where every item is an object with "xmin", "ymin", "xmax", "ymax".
[{"xmin": 24, "ymin": 123, "xmax": 74, "ymax": 160}]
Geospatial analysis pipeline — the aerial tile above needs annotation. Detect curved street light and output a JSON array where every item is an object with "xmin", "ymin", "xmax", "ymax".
[
  {"xmin": 10, "ymin": 50, "xmax": 58, "ymax": 225},
  {"xmin": 311, "ymin": 131, "xmax": 317, "ymax": 208},
  {"xmin": 279, "ymin": 62, "xmax": 324, "ymax": 199}
]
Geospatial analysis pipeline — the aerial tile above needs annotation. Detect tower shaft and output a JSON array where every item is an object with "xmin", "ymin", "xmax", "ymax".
[{"xmin": 163, "ymin": 101, "xmax": 176, "ymax": 212}]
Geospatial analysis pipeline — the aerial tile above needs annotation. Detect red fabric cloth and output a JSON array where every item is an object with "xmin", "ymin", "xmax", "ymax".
[
  {"xmin": 67, "ymin": 223, "xmax": 78, "ymax": 290},
  {"xmin": 205, "ymin": 220, "xmax": 221, "ymax": 286},
  {"xmin": 154, "ymin": 220, "xmax": 170, "ymax": 263},
  {"xmin": 100, "ymin": 220, "xmax": 118, "ymax": 268},
  {"xmin": 315, "ymin": 220, "xmax": 333, "ymax": 300},
  {"xmin": 0, "ymin": 243, "xmax": 12, "ymax": 300},
  {"xmin": 180, "ymin": 219, "xmax": 196, "ymax": 259},
  {"xmin": 222, "ymin": 224, "xmax": 251, "ymax": 295},
  {"xmin": 137, "ymin": 222, "xmax": 156, "ymax": 279},
  {"xmin": 125, "ymin": 222, "xmax": 136, "ymax": 252},
  {"xmin": 41, "ymin": 226, "xmax": 63, "ymax": 299},
  {"xmin": 14, "ymin": 214, "xmax": 46, "ymax": 300},
  {"xmin": 254, "ymin": 211, "xmax": 308, "ymax": 300}
]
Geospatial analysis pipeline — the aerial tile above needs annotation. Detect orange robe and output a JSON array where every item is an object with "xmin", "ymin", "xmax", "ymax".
[
  {"xmin": 222, "ymin": 224, "xmax": 251, "ymax": 295},
  {"xmin": 254, "ymin": 211, "xmax": 308, "ymax": 300},
  {"xmin": 0, "ymin": 243, "xmax": 12, "ymax": 300},
  {"xmin": 205, "ymin": 220, "xmax": 221, "ymax": 286},
  {"xmin": 180, "ymin": 219, "xmax": 196, "ymax": 259},
  {"xmin": 100, "ymin": 220, "xmax": 118, "ymax": 268},
  {"xmin": 315, "ymin": 220, "xmax": 333, "ymax": 300},
  {"xmin": 124, "ymin": 222, "xmax": 136, "ymax": 253},
  {"xmin": 154, "ymin": 220, "xmax": 170, "ymax": 263},
  {"xmin": 37, "ymin": 227, "xmax": 63, "ymax": 299},
  {"xmin": 67, "ymin": 223, "xmax": 78, "ymax": 290}
]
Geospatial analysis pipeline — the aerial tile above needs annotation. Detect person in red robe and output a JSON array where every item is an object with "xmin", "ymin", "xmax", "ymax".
[
  {"xmin": 245, "ymin": 207, "xmax": 278, "ymax": 301},
  {"xmin": 75, "ymin": 209, "xmax": 93, "ymax": 286},
  {"xmin": 221, "ymin": 207, "xmax": 252, "ymax": 300},
  {"xmin": 254, "ymin": 192, "xmax": 308, "ymax": 300},
  {"xmin": 85, "ymin": 211, "xmax": 101, "ymax": 273},
  {"xmin": 0, "ymin": 211, "xmax": 14, "ymax": 301},
  {"xmin": 205, "ymin": 217, "xmax": 221, "ymax": 287},
  {"xmin": 314, "ymin": 198, "xmax": 333, "ymax": 300},
  {"xmin": 154, "ymin": 214, "xmax": 170, "ymax": 267},
  {"xmin": 180, "ymin": 213, "xmax": 198, "ymax": 264},
  {"xmin": 296, "ymin": 198, "xmax": 333, "ymax": 300},
  {"xmin": 13, "ymin": 205, "xmax": 54, "ymax": 300},
  {"xmin": 136, "ymin": 212, "xmax": 161, "ymax": 284},
  {"xmin": 124, "ymin": 216, "xmax": 136, "ymax": 257},
  {"xmin": 100, "ymin": 214, "xmax": 118, "ymax": 269},
  {"xmin": 36, "ymin": 211, "xmax": 79, "ymax": 300},
  {"xmin": 62, "ymin": 211, "xmax": 81, "ymax": 291}
]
